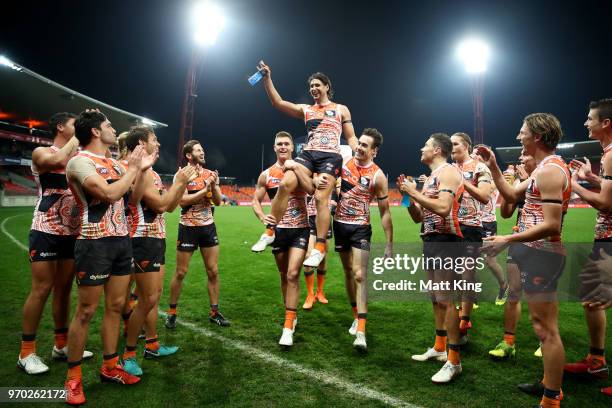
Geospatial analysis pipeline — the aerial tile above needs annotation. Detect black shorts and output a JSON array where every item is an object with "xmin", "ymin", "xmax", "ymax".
[
  {"xmin": 482, "ymin": 221, "xmax": 497, "ymax": 238},
  {"xmin": 422, "ymin": 233, "xmax": 464, "ymax": 266},
  {"xmin": 28, "ymin": 230, "xmax": 76, "ymax": 262},
  {"xmin": 295, "ymin": 150, "xmax": 343, "ymax": 177},
  {"xmin": 333, "ymin": 221, "xmax": 372, "ymax": 252},
  {"xmin": 308, "ymin": 215, "xmax": 333, "ymax": 239},
  {"xmin": 74, "ymin": 236, "xmax": 132, "ymax": 286},
  {"xmin": 271, "ymin": 227, "xmax": 309, "ymax": 254},
  {"xmin": 511, "ymin": 244, "xmax": 565, "ymax": 294},
  {"xmin": 132, "ymin": 237, "xmax": 166, "ymax": 273},
  {"xmin": 177, "ymin": 224, "xmax": 219, "ymax": 251},
  {"xmin": 460, "ymin": 225, "xmax": 483, "ymax": 258}
]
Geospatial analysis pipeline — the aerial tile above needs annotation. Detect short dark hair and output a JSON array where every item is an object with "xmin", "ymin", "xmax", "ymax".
[
  {"xmin": 451, "ymin": 132, "xmax": 472, "ymax": 153},
  {"xmin": 429, "ymin": 132, "xmax": 452, "ymax": 159},
  {"xmin": 523, "ymin": 113, "xmax": 563, "ymax": 150},
  {"xmin": 74, "ymin": 110, "xmax": 107, "ymax": 146},
  {"xmin": 48, "ymin": 112, "xmax": 77, "ymax": 137},
  {"xmin": 125, "ymin": 126, "xmax": 154, "ymax": 152},
  {"xmin": 307, "ymin": 72, "xmax": 333, "ymax": 99},
  {"xmin": 362, "ymin": 128, "xmax": 383, "ymax": 149},
  {"xmin": 275, "ymin": 131, "xmax": 293, "ymax": 143},
  {"xmin": 589, "ymin": 98, "xmax": 612, "ymax": 123},
  {"xmin": 183, "ymin": 139, "xmax": 201, "ymax": 159}
]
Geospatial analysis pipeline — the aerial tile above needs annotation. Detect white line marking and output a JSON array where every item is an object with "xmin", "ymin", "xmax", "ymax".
[
  {"xmin": 1, "ymin": 212, "xmax": 421, "ymax": 408},
  {"xmin": 1, "ymin": 215, "xmax": 28, "ymax": 251},
  {"xmin": 161, "ymin": 312, "xmax": 420, "ymax": 408}
]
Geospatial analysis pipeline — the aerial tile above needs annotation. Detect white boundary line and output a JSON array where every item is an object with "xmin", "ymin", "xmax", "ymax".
[{"xmin": 1, "ymin": 213, "xmax": 421, "ymax": 408}]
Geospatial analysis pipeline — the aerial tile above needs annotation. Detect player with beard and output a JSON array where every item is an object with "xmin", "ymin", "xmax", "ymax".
[
  {"xmin": 476, "ymin": 113, "xmax": 571, "ymax": 407},
  {"xmin": 401, "ymin": 133, "xmax": 465, "ymax": 383},
  {"xmin": 250, "ymin": 61, "xmax": 358, "ymax": 271},
  {"xmin": 165, "ymin": 140, "xmax": 229, "ymax": 328},
  {"xmin": 252, "ymin": 131, "xmax": 309, "ymax": 346}
]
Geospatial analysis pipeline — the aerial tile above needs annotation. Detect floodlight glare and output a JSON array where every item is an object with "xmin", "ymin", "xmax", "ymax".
[
  {"xmin": 457, "ymin": 39, "xmax": 490, "ymax": 74},
  {"xmin": 141, "ymin": 117, "xmax": 155, "ymax": 126},
  {"xmin": 193, "ymin": 2, "xmax": 225, "ymax": 46},
  {"xmin": 0, "ymin": 55, "xmax": 21, "ymax": 71}
]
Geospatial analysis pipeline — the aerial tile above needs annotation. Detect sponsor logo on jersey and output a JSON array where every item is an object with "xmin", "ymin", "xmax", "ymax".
[{"xmin": 325, "ymin": 110, "xmax": 335, "ymax": 117}]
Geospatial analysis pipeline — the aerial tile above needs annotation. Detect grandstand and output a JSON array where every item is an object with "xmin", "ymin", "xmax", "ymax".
[{"xmin": 0, "ymin": 57, "xmax": 166, "ymax": 206}]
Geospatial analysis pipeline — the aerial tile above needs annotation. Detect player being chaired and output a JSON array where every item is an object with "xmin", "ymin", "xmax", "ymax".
[
  {"xmin": 400, "ymin": 133, "xmax": 465, "ymax": 383},
  {"xmin": 250, "ymin": 60, "xmax": 358, "ymax": 269},
  {"xmin": 121, "ymin": 127, "xmax": 197, "ymax": 376},
  {"xmin": 19, "ymin": 112, "xmax": 93, "ymax": 375},
  {"xmin": 165, "ymin": 140, "xmax": 230, "ymax": 329},
  {"xmin": 330, "ymin": 128, "xmax": 393, "ymax": 351},
  {"xmin": 252, "ymin": 131, "xmax": 309, "ymax": 346}
]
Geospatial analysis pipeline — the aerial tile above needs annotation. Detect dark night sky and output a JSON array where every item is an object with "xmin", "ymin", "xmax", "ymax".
[{"xmin": 2, "ymin": 0, "xmax": 611, "ymax": 184}]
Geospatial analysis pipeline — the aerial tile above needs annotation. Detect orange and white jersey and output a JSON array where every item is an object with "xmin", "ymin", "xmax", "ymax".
[
  {"xmin": 66, "ymin": 151, "xmax": 129, "ymax": 239},
  {"xmin": 179, "ymin": 168, "xmax": 216, "ymax": 227},
  {"xmin": 128, "ymin": 170, "xmax": 166, "ymax": 239},
  {"xmin": 31, "ymin": 146, "xmax": 80, "ymax": 236},
  {"xmin": 264, "ymin": 164, "xmax": 308, "ymax": 228},
  {"xmin": 302, "ymin": 103, "xmax": 343, "ymax": 154},
  {"xmin": 456, "ymin": 159, "xmax": 492, "ymax": 227},
  {"xmin": 421, "ymin": 163, "xmax": 464, "ymax": 237},
  {"xmin": 481, "ymin": 188, "xmax": 499, "ymax": 223},
  {"xmin": 335, "ymin": 158, "xmax": 382, "ymax": 225},
  {"xmin": 519, "ymin": 155, "xmax": 571, "ymax": 252},
  {"xmin": 595, "ymin": 143, "xmax": 612, "ymax": 240}
]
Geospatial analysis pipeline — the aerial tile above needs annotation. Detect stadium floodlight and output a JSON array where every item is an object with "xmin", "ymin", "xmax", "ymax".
[
  {"xmin": 457, "ymin": 39, "xmax": 490, "ymax": 74},
  {"xmin": 141, "ymin": 117, "xmax": 155, "ymax": 126},
  {"xmin": 193, "ymin": 2, "xmax": 225, "ymax": 46},
  {"xmin": 0, "ymin": 55, "xmax": 22, "ymax": 71}
]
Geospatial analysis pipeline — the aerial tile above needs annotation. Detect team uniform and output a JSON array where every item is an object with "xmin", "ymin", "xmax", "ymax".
[
  {"xmin": 307, "ymin": 191, "xmax": 337, "ymax": 239},
  {"xmin": 263, "ymin": 164, "xmax": 309, "ymax": 254},
  {"xmin": 294, "ymin": 103, "xmax": 344, "ymax": 177},
  {"xmin": 177, "ymin": 169, "xmax": 219, "ymax": 251},
  {"xmin": 66, "ymin": 151, "xmax": 132, "ymax": 286},
  {"xmin": 511, "ymin": 155, "xmax": 571, "ymax": 294},
  {"xmin": 482, "ymin": 189, "xmax": 499, "ymax": 238},
  {"xmin": 128, "ymin": 170, "xmax": 166, "ymax": 272},
  {"xmin": 333, "ymin": 158, "xmax": 382, "ymax": 252},
  {"xmin": 29, "ymin": 146, "xmax": 80, "ymax": 262},
  {"xmin": 506, "ymin": 179, "xmax": 526, "ymax": 266}
]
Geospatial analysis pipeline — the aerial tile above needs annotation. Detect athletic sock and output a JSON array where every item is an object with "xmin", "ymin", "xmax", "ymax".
[
  {"xmin": 304, "ymin": 269, "xmax": 315, "ymax": 296},
  {"xmin": 54, "ymin": 328, "xmax": 68, "ymax": 350},
  {"xmin": 540, "ymin": 388, "xmax": 562, "ymax": 407},
  {"xmin": 434, "ymin": 329, "xmax": 447, "ymax": 352},
  {"xmin": 102, "ymin": 353, "xmax": 119, "ymax": 370},
  {"xmin": 589, "ymin": 347, "xmax": 606, "ymax": 363},
  {"xmin": 314, "ymin": 239, "xmax": 326, "ymax": 253},
  {"xmin": 145, "ymin": 337, "xmax": 160, "ymax": 351},
  {"xmin": 67, "ymin": 360, "xmax": 82, "ymax": 380},
  {"xmin": 284, "ymin": 309, "xmax": 297, "ymax": 330},
  {"xmin": 351, "ymin": 302, "xmax": 358, "ymax": 319},
  {"xmin": 357, "ymin": 313, "xmax": 367, "ymax": 333},
  {"xmin": 447, "ymin": 344, "xmax": 461, "ymax": 365},
  {"xmin": 168, "ymin": 304, "xmax": 177, "ymax": 315},
  {"xmin": 210, "ymin": 304, "xmax": 219, "ymax": 316},
  {"xmin": 503, "ymin": 331, "xmax": 515, "ymax": 346},
  {"xmin": 459, "ymin": 316, "xmax": 470, "ymax": 334},
  {"xmin": 265, "ymin": 226, "xmax": 275, "ymax": 236},
  {"xmin": 316, "ymin": 269, "xmax": 326, "ymax": 293},
  {"xmin": 122, "ymin": 345, "xmax": 137, "ymax": 360},
  {"xmin": 20, "ymin": 333, "xmax": 36, "ymax": 358}
]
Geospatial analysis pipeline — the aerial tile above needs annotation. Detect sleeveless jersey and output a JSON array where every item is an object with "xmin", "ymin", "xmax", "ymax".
[
  {"xmin": 519, "ymin": 155, "xmax": 571, "ymax": 252},
  {"xmin": 456, "ymin": 159, "xmax": 492, "ymax": 227},
  {"xmin": 180, "ymin": 168, "xmax": 216, "ymax": 227},
  {"xmin": 421, "ymin": 163, "xmax": 464, "ymax": 237},
  {"xmin": 128, "ymin": 169, "xmax": 166, "ymax": 239},
  {"xmin": 302, "ymin": 103, "xmax": 343, "ymax": 154},
  {"xmin": 264, "ymin": 163, "xmax": 308, "ymax": 228},
  {"xmin": 31, "ymin": 146, "xmax": 79, "ymax": 235},
  {"xmin": 481, "ymin": 188, "xmax": 499, "ymax": 223},
  {"xmin": 335, "ymin": 158, "xmax": 382, "ymax": 225},
  {"xmin": 67, "ymin": 151, "xmax": 129, "ymax": 239},
  {"xmin": 595, "ymin": 143, "xmax": 612, "ymax": 240}
]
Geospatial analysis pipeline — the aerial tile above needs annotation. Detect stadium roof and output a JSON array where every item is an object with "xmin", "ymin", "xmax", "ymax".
[
  {"xmin": 0, "ymin": 56, "xmax": 166, "ymax": 135},
  {"xmin": 495, "ymin": 140, "xmax": 602, "ymax": 164}
]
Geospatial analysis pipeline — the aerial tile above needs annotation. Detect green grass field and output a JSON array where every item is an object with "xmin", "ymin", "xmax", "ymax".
[{"xmin": 0, "ymin": 206, "xmax": 610, "ymax": 407}]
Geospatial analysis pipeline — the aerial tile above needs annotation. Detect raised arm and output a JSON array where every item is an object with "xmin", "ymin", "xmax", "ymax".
[
  {"xmin": 259, "ymin": 61, "xmax": 305, "ymax": 119},
  {"xmin": 141, "ymin": 166, "xmax": 196, "ymax": 214},
  {"xmin": 463, "ymin": 163, "xmax": 493, "ymax": 204},
  {"xmin": 402, "ymin": 167, "xmax": 461, "ymax": 217},
  {"xmin": 571, "ymin": 155, "xmax": 612, "ymax": 212},
  {"xmin": 475, "ymin": 145, "xmax": 524, "ymax": 204},
  {"xmin": 31, "ymin": 137, "xmax": 79, "ymax": 172}
]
